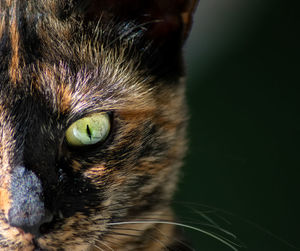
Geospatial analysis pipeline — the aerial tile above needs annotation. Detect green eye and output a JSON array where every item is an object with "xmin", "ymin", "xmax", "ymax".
[{"xmin": 66, "ymin": 113, "xmax": 110, "ymax": 147}]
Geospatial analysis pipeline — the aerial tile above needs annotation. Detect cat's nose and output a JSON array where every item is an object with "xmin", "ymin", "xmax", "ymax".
[
  {"xmin": 8, "ymin": 209, "xmax": 53, "ymax": 237},
  {"xmin": 7, "ymin": 166, "xmax": 53, "ymax": 236}
]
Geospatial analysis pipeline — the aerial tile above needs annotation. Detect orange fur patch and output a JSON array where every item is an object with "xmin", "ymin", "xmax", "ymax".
[
  {"xmin": 0, "ymin": 218, "xmax": 35, "ymax": 250},
  {"xmin": 83, "ymin": 165, "xmax": 107, "ymax": 180},
  {"xmin": 57, "ymin": 84, "xmax": 72, "ymax": 114},
  {"xmin": 9, "ymin": 2, "xmax": 22, "ymax": 84},
  {"xmin": 0, "ymin": 16, "xmax": 5, "ymax": 40},
  {"xmin": 0, "ymin": 186, "xmax": 11, "ymax": 216},
  {"xmin": 0, "ymin": 165, "xmax": 11, "ymax": 218}
]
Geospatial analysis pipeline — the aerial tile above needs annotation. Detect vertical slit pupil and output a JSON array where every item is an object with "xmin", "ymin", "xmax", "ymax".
[{"xmin": 86, "ymin": 124, "xmax": 92, "ymax": 139}]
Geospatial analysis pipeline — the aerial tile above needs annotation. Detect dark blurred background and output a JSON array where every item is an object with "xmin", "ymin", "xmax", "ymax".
[{"xmin": 175, "ymin": 0, "xmax": 300, "ymax": 250}]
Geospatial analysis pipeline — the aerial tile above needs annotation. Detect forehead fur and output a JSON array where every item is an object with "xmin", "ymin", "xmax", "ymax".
[
  {"xmin": 0, "ymin": 0, "xmax": 164, "ymax": 120},
  {"xmin": 35, "ymin": 51, "xmax": 157, "ymax": 120}
]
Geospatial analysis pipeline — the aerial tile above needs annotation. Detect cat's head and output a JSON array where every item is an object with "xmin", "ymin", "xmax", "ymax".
[{"xmin": 0, "ymin": 0, "xmax": 198, "ymax": 250}]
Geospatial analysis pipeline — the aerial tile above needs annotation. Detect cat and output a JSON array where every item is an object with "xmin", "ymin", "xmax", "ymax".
[{"xmin": 0, "ymin": 0, "xmax": 199, "ymax": 250}]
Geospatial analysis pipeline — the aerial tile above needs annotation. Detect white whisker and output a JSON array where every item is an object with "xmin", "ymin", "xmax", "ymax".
[
  {"xmin": 175, "ymin": 201, "xmax": 299, "ymax": 250},
  {"xmin": 193, "ymin": 209, "xmax": 221, "ymax": 227},
  {"xmin": 96, "ymin": 240, "xmax": 115, "ymax": 251},
  {"xmin": 87, "ymin": 240, "xmax": 105, "ymax": 251},
  {"xmin": 153, "ymin": 225, "xmax": 196, "ymax": 251},
  {"xmin": 119, "ymin": 215, "xmax": 238, "ymax": 240},
  {"xmin": 108, "ymin": 220, "xmax": 242, "ymax": 251},
  {"xmin": 93, "ymin": 244, "xmax": 105, "ymax": 251}
]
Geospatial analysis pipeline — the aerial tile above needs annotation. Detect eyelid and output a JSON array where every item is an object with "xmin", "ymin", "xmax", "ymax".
[{"xmin": 66, "ymin": 111, "xmax": 113, "ymax": 128}]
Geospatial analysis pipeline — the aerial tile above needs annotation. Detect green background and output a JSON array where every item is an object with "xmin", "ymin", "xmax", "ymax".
[{"xmin": 176, "ymin": 0, "xmax": 300, "ymax": 250}]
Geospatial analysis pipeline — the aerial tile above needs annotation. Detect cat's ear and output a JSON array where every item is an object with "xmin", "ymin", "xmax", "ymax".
[
  {"xmin": 81, "ymin": 0, "xmax": 199, "ymax": 79},
  {"xmin": 83, "ymin": 0, "xmax": 199, "ymax": 44}
]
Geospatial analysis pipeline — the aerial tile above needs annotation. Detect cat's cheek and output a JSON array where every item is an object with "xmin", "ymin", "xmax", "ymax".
[
  {"xmin": 36, "ymin": 212, "xmax": 108, "ymax": 251},
  {"xmin": 37, "ymin": 237, "xmax": 90, "ymax": 251},
  {"xmin": 83, "ymin": 165, "xmax": 107, "ymax": 180}
]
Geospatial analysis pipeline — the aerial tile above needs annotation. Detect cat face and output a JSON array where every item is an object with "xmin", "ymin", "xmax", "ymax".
[{"xmin": 0, "ymin": 0, "xmax": 198, "ymax": 250}]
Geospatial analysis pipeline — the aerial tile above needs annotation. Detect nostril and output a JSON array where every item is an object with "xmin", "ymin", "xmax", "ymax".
[
  {"xmin": 21, "ymin": 212, "xmax": 53, "ymax": 237},
  {"xmin": 8, "ymin": 204, "xmax": 45, "ymax": 228},
  {"xmin": 8, "ymin": 208, "xmax": 53, "ymax": 237}
]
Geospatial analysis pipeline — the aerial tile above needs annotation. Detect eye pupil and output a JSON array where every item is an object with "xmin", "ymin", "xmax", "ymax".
[{"xmin": 86, "ymin": 124, "xmax": 92, "ymax": 139}]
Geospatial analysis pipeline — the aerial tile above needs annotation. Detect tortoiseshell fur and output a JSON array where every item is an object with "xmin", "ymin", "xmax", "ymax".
[{"xmin": 0, "ymin": 0, "xmax": 198, "ymax": 250}]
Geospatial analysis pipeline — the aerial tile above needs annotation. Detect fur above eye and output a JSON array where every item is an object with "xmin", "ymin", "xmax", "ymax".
[{"xmin": 65, "ymin": 113, "xmax": 110, "ymax": 146}]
